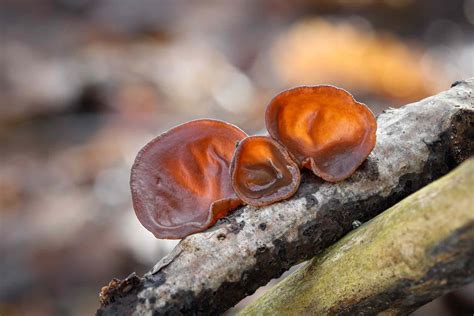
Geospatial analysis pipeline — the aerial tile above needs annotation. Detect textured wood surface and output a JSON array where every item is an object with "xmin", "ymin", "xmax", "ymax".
[
  {"xmin": 240, "ymin": 158, "xmax": 474, "ymax": 315},
  {"xmin": 97, "ymin": 79, "xmax": 474, "ymax": 316}
]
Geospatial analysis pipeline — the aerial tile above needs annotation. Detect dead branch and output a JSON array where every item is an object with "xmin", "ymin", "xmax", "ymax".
[
  {"xmin": 240, "ymin": 158, "xmax": 474, "ymax": 315},
  {"xmin": 97, "ymin": 79, "xmax": 474, "ymax": 315}
]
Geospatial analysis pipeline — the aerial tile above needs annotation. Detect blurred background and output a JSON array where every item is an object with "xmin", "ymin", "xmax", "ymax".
[{"xmin": 1, "ymin": 1, "xmax": 473, "ymax": 315}]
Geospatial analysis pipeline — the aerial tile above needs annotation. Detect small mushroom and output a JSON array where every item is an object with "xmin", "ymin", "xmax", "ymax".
[
  {"xmin": 130, "ymin": 119, "xmax": 247, "ymax": 239},
  {"xmin": 230, "ymin": 136, "xmax": 301, "ymax": 206},
  {"xmin": 266, "ymin": 85, "xmax": 377, "ymax": 182}
]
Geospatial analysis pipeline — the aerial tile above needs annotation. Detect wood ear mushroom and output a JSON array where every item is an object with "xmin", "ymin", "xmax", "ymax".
[
  {"xmin": 230, "ymin": 136, "xmax": 301, "ymax": 207},
  {"xmin": 130, "ymin": 86, "xmax": 377, "ymax": 239},
  {"xmin": 130, "ymin": 119, "xmax": 247, "ymax": 239},
  {"xmin": 265, "ymin": 85, "xmax": 377, "ymax": 182}
]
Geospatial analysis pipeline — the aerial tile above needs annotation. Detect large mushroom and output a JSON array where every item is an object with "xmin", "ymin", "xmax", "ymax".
[
  {"xmin": 130, "ymin": 119, "xmax": 247, "ymax": 239},
  {"xmin": 230, "ymin": 136, "xmax": 301, "ymax": 207},
  {"xmin": 266, "ymin": 85, "xmax": 377, "ymax": 182}
]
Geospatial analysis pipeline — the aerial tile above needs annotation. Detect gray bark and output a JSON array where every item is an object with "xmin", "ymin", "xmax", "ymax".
[
  {"xmin": 97, "ymin": 78, "xmax": 474, "ymax": 316},
  {"xmin": 239, "ymin": 159, "xmax": 474, "ymax": 315}
]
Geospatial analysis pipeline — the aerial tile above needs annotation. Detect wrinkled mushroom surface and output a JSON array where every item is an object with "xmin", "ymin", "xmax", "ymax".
[
  {"xmin": 131, "ymin": 119, "xmax": 247, "ymax": 239},
  {"xmin": 230, "ymin": 136, "xmax": 301, "ymax": 207},
  {"xmin": 266, "ymin": 85, "xmax": 377, "ymax": 182}
]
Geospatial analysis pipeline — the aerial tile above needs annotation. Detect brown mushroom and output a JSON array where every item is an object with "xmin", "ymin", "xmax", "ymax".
[
  {"xmin": 230, "ymin": 136, "xmax": 301, "ymax": 207},
  {"xmin": 266, "ymin": 85, "xmax": 377, "ymax": 182},
  {"xmin": 130, "ymin": 119, "xmax": 247, "ymax": 239}
]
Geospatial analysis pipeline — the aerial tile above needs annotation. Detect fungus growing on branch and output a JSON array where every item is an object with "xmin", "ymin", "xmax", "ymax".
[
  {"xmin": 230, "ymin": 136, "xmax": 301, "ymax": 206},
  {"xmin": 266, "ymin": 86, "xmax": 377, "ymax": 182},
  {"xmin": 130, "ymin": 119, "xmax": 247, "ymax": 239}
]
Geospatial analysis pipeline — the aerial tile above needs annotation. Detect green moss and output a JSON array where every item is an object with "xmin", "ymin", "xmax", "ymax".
[{"xmin": 240, "ymin": 159, "xmax": 474, "ymax": 315}]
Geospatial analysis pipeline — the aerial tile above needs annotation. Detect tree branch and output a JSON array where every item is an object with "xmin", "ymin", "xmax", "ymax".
[
  {"xmin": 240, "ymin": 158, "xmax": 474, "ymax": 315},
  {"xmin": 97, "ymin": 79, "xmax": 474, "ymax": 315}
]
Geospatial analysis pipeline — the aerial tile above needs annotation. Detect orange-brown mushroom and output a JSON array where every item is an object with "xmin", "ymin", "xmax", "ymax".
[
  {"xmin": 230, "ymin": 136, "xmax": 301, "ymax": 207},
  {"xmin": 130, "ymin": 119, "xmax": 247, "ymax": 239},
  {"xmin": 266, "ymin": 85, "xmax": 377, "ymax": 182}
]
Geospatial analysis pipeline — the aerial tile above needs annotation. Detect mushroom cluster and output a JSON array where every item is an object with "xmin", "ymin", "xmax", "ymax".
[{"xmin": 131, "ymin": 86, "xmax": 376, "ymax": 239}]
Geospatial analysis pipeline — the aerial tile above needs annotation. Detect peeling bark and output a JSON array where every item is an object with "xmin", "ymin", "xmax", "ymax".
[
  {"xmin": 97, "ymin": 79, "xmax": 474, "ymax": 316},
  {"xmin": 240, "ymin": 159, "xmax": 474, "ymax": 315}
]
